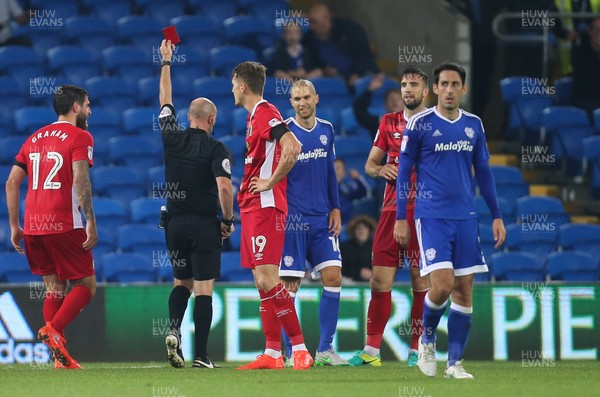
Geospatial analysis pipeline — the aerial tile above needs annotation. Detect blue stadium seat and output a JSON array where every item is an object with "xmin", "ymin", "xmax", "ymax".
[
  {"xmin": 14, "ymin": 107, "xmax": 56, "ymax": 134},
  {"xmin": 170, "ymin": 47, "xmax": 210, "ymax": 86},
  {"xmin": 489, "ymin": 165, "xmax": 529, "ymax": 208},
  {"xmin": 12, "ymin": 25, "xmax": 62, "ymax": 57},
  {"xmin": 594, "ymin": 108, "xmax": 600, "ymax": 134},
  {"xmin": 0, "ymin": 253, "xmax": 41, "ymax": 283},
  {"xmin": 88, "ymin": 107, "xmax": 121, "ymax": 139},
  {"xmin": 553, "ymin": 76, "xmax": 573, "ymax": 105},
  {"xmin": 491, "ymin": 252, "xmax": 545, "ymax": 282},
  {"xmin": 478, "ymin": 223, "xmax": 499, "ymax": 266},
  {"xmin": 118, "ymin": 224, "xmax": 166, "ymax": 258},
  {"xmin": 138, "ymin": 77, "xmax": 193, "ymax": 111},
  {"xmin": 209, "ymin": 46, "xmax": 257, "ymax": 77},
  {"xmin": 85, "ymin": 77, "xmax": 137, "ymax": 114},
  {"xmin": 354, "ymin": 75, "xmax": 401, "ymax": 110},
  {"xmin": 505, "ymin": 223, "xmax": 558, "ymax": 257},
  {"xmin": 243, "ymin": 0, "xmax": 289, "ymax": 23},
  {"xmin": 0, "ymin": 46, "xmax": 45, "ymax": 80},
  {"xmin": 0, "ymin": 77, "xmax": 27, "ymax": 119},
  {"xmin": 47, "ymin": 46, "xmax": 101, "ymax": 86},
  {"xmin": 559, "ymin": 223, "xmax": 600, "ymax": 261},
  {"xmin": 315, "ymin": 109, "xmax": 339, "ymax": 132},
  {"xmin": 122, "ymin": 107, "xmax": 160, "ymax": 135},
  {"xmin": 233, "ymin": 107, "xmax": 248, "ymax": 135},
  {"xmin": 188, "ymin": 0, "xmax": 237, "ymax": 23},
  {"xmin": 516, "ymin": 196, "xmax": 570, "ymax": 226},
  {"xmin": 475, "ymin": 196, "xmax": 514, "ymax": 225},
  {"xmin": 0, "ymin": 136, "xmax": 26, "ymax": 165},
  {"xmin": 148, "ymin": 166, "xmax": 166, "ymax": 186},
  {"xmin": 583, "ymin": 136, "xmax": 600, "ymax": 198},
  {"xmin": 93, "ymin": 197, "xmax": 129, "ymax": 232},
  {"xmin": 171, "ymin": 16, "xmax": 223, "ymax": 53},
  {"xmin": 93, "ymin": 225, "xmax": 120, "ymax": 281},
  {"xmin": 219, "ymin": 135, "xmax": 246, "ymax": 158},
  {"xmin": 499, "ymin": 76, "xmax": 552, "ymax": 143},
  {"xmin": 223, "ymin": 16, "xmax": 279, "ymax": 54},
  {"xmin": 103, "ymin": 253, "xmax": 157, "ymax": 283},
  {"xmin": 335, "ymin": 136, "xmax": 373, "ymax": 157},
  {"xmin": 82, "ymin": 0, "xmax": 132, "ymax": 26},
  {"xmin": 340, "ymin": 107, "xmax": 370, "ymax": 136},
  {"xmin": 546, "ymin": 251, "xmax": 599, "ymax": 282},
  {"xmin": 103, "ymin": 46, "xmax": 155, "ymax": 82},
  {"xmin": 192, "ymin": 77, "xmax": 235, "ymax": 133},
  {"xmin": 29, "ymin": 0, "xmax": 79, "ymax": 18},
  {"xmin": 311, "ymin": 77, "xmax": 352, "ymax": 112},
  {"xmin": 135, "ymin": 0, "xmax": 185, "ymax": 26},
  {"xmin": 131, "ymin": 197, "xmax": 164, "ymax": 224},
  {"xmin": 91, "ymin": 166, "xmax": 147, "ymax": 204},
  {"xmin": 117, "ymin": 16, "xmax": 163, "ymax": 57},
  {"xmin": 109, "ymin": 135, "xmax": 163, "ymax": 172},
  {"xmin": 220, "ymin": 251, "xmax": 254, "ymax": 281},
  {"xmin": 64, "ymin": 16, "xmax": 116, "ymax": 55},
  {"xmin": 542, "ymin": 106, "xmax": 592, "ymax": 175},
  {"xmin": 227, "ymin": 224, "xmax": 241, "ymax": 250}
]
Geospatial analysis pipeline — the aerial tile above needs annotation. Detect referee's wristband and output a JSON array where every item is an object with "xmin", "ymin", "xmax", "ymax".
[
  {"xmin": 221, "ymin": 217, "xmax": 234, "ymax": 227},
  {"xmin": 161, "ymin": 60, "xmax": 171, "ymax": 67}
]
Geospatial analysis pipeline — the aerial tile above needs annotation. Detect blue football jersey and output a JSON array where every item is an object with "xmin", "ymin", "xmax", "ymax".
[
  {"xmin": 285, "ymin": 117, "xmax": 340, "ymax": 216},
  {"xmin": 400, "ymin": 107, "xmax": 490, "ymax": 219}
]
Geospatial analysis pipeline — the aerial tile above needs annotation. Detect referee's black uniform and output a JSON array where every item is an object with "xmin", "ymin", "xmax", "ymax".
[{"xmin": 158, "ymin": 103, "xmax": 232, "ymax": 280}]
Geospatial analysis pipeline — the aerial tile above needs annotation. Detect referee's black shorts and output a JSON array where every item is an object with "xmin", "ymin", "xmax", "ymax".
[{"xmin": 164, "ymin": 214, "xmax": 222, "ymax": 281}]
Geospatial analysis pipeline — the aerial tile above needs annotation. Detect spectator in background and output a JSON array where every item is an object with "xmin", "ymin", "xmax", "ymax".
[
  {"xmin": 572, "ymin": 18, "xmax": 600, "ymax": 118},
  {"xmin": 340, "ymin": 215, "xmax": 377, "ymax": 282},
  {"xmin": 334, "ymin": 158, "xmax": 371, "ymax": 224},
  {"xmin": 0, "ymin": 0, "xmax": 31, "ymax": 46},
  {"xmin": 353, "ymin": 73, "xmax": 403, "ymax": 139},
  {"xmin": 272, "ymin": 23, "xmax": 323, "ymax": 79},
  {"xmin": 303, "ymin": 3, "xmax": 379, "ymax": 87}
]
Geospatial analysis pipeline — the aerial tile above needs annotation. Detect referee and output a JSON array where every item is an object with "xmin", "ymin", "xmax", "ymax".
[{"xmin": 158, "ymin": 39, "xmax": 234, "ymax": 369}]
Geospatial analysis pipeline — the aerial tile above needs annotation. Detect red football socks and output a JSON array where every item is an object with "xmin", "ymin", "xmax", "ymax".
[
  {"xmin": 264, "ymin": 283, "xmax": 304, "ymax": 346},
  {"xmin": 410, "ymin": 289, "xmax": 428, "ymax": 350},
  {"xmin": 51, "ymin": 286, "xmax": 92, "ymax": 334},
  {"xmin": 43, "ymin": 291, "xmax": 65, "ymax": 337},
  {"xmin": 365, "ymin": 290, "xmax": 392, "ymax": 349},
  {"xmin": 259, "ymin": 290, "xmax": 281, "ymax": 351}
]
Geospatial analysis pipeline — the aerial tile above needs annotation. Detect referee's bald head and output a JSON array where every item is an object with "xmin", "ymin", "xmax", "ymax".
[{"xmin": 188, "ymin": 97, "xmax": 217, "ymax": 134}]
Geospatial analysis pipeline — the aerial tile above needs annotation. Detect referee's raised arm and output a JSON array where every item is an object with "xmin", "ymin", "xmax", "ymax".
[{"xmin": 159, "ymin": 39, "xmax": 173, "ymax": 107}]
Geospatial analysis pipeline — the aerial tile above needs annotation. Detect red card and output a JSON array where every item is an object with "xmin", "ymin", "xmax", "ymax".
[{"xmin": 162, "ymin": 25, "xmax": 180, "ymax": 45}]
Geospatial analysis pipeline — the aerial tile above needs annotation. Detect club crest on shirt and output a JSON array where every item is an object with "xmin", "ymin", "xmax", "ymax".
[
  {"xmin": 268, "ymin": 118, "xmax": 282, "ymax": 127},
  {"xmin": 87, "ymin": 146, "xmax": 93, "ymax": 161},
  {"xmin": 320, "ymin": 134, "xmax": 328, "ymax": 146},
  {"xmin": 401, "ymin": 135, "xmax": 409, "ymax": 152},
  {"xmin": 393, "ymin": 131, "xmax": 401, "ymax": 139},
  {"xmin": 283, "ymin": 255, "xmax": 294, "ymax": 267},
  {"xmin": 464, "ymin": 127, "xmax": 475, "ymax": 139},
  {"xmin": 246, "ymin": 125, "xmax": 252, "ymax": 136},
  {"xmin": 425, "ymin": 248, "xmax": 436, "ymax": 262},
  {"xmin": 159, "ymin": 106, "xmax": 173, "ymax": 118}
]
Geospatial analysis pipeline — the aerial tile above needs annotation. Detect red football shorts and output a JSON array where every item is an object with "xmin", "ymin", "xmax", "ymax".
[
  {"xmin": 240, "ymin": 207, "xmax": 286, "ymax": 269},
  {"xmin": 372, "ymin": 209, "xmax": 419, "ymax": 268},
  {"xmin": 24, "ymin": 228, "xmax": 95, "ymax": 280}
]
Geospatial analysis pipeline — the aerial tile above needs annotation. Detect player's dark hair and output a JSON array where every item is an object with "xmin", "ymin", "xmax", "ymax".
[
  {"xmin": 232, "ymin": 61, "xmax": 266, "ymax": 96},
  {"xmin": 53, "ymin": 85, "xmax": 88, "ymax": 116},
  {"xmin": 433, "ymin": 62, "xmax": 466, "ymax": 85},
  {"xmin": 401, "ymin": 67, "xmax": 429, "ymax": 86}
]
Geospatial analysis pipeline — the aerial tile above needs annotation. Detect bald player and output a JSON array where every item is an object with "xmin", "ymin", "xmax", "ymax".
[{"xmin": 158, "ymin": 39, "xmax": 234, "ymax": 369}]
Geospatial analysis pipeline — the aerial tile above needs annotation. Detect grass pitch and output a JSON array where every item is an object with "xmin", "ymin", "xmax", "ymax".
[{"xmin": 1, "ymin": 361, "xmax": 598, "ymax": 397}]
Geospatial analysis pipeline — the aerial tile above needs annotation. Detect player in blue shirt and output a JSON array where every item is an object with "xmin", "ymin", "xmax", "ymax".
[
  {"xmin": 279, "ymin": 79, "xmax": 347, "ymax": 366},
  {"xmin": 394, "ymin": 63, "xmax": 506, "ymax": 379}
]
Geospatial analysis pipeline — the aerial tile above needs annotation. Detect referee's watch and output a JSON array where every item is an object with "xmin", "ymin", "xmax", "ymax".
[
  {"xmin": 222, "ymin": 217, "xmax": 234, "ymax": 227},
  {"xmin": 161, "ymin": 60, "xmax": 171, "ymax": 67}
]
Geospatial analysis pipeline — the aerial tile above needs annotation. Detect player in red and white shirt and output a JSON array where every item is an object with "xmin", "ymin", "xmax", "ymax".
[
  {"xmin": 349, "ymin": 68, "xmax": 431, "ymax": 367},
  {"xmin": 5, "ymin": 85, "xmax": 97, "ymax": 369},
  {"xmin": 231, "ymin": 61, "xmax": 313, "ymax": 370}
]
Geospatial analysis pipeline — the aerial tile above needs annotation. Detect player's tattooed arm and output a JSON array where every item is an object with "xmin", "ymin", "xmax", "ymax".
[{"xmin": 73, "ymin": 160, "xmax": 98, "ymax": 250}]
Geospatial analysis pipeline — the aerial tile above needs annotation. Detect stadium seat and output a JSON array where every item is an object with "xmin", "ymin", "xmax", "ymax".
[
  {"xmin": 85, "ymin": 77, "xmax": 137, "ymax": 114},
  {"xmin": 192, "ymin": 77, "xmax": 236, "ymax": 133},
  {"xmin": 121, "ymin": 107, "xmax": 161, "ymax": 136},
  {"xmin": 223, "ymin": 16, "xmax": 279, "ymax": 54},
  {"xmin": 117, "ymin": 16, "xmax": 163, "ymax": 57},
  {"xmin": 219, "ymin": 135, "xmax": 247, "ymax": 158},
  {"xmin": 0, "ymin": 136, "xmax": 26, "ymax": 165},
  {"xmin": 243, "ymin": 0, "xmax": 290, "ymax": 23},
  {"xmin": 12, "ymin": 26, "xmax": 62, "ymax": 57},
  {"xmin": 227, "ymin": 224, "xmax": 241, "ymax": 251},
  {"xmin": 474, "ymin": 196, "xmax": 514, "ymax": 225},
  {"xmin": 209, "ymin": 46, "xmax": 258, "ymax": 77},
  {"xmin": 559, "ymin": 223, "xmax": 600, "ymax": 260},
  {"xmin": 542, "ymin": 106, "xmax": 592, "ymax": 175},
  {"xmin": 93, "ymin": 197, "xmax": 129, "ymax": 232},
  {"xmin": 583, "ymin": 136, "xmax": 600, "ymax": 198},
  {"xmin": 505, "ymin": 223, "xmax": 558, "ymax": 257},
  {"xmin": 188, "ymin": 0, "xmax": 237, "ymax": 23},
  {"xmin": 220, "ymin": 251, "xmax": 255, "ymax": 281},
  {"xmin": 118, "ymin": 224, "xmax": 166, "ymax": 258},
  {"xmin": 490, "ymin": 252, "xmax": 545, "ymax": 282},
  {"xmin": 47, "ymin": 46, "xmax": 101, "ymax": 86},
  {"xmin": 0, "ymin": 77, "xmax": 28, "ymax": 119},
  {"xmin": 135, "ymin": 0, "xmax": 185, "ymax": 26},
  {"xmin": 489, "ymin": 165, "xmax": 529, "ymax": 207},
  {"xmin": 14, "ymin": 107, "xmax": 56, "ymax": 134},
  {"xmin": 103, "ymin": 46, "xmax": 155, "ymax": 82},
  {"xmin": 138, "ymin": 77, "xmax": 193, "ymax": 111},
  {"xmin": 171, "ymin": 16, "xmax": 223, "ymax": 53},
  {"xmin": 103, "ymin": 253, "xmax": 158, "ymax": 283},
  {"xmin": 553, "ymin": 76, "xmax": 573, "ymax": 105},
  {"xmin": 0, "ymin": 46, "xmax": 45, "ymax": 80},
  {"xmin": 310, "ymin": 77, "xmax": 352, "ymax": 112},
  {"xmin": 88, "ymin": 107, "xmax": 121, "ymax": 139},
  {"xmin": 147, "ymin": 166, "xmax": 166, "ymax": 186},
  {"xmin": 354, "ymin": 75, "xmax": 401, "ymax": 110},
  {"xmin": 93, "ymin": 225, "xmax": 119, "ymax": 281},
  {"xmin": 335, "ymin": 136, "xmax": 374, "ymax": 157},
  {"xmin": 516, "ymin": 196, "xmax": 570, "ymax": 227},
  {"xmin": 91, "ymin": 166, "xmax": 147, "ymax": 204},
  {"xmin": 499, "ymin": 76, "xmax": 552, "ymax": 143},
  {"xmin": 546, "ymin": 251, "xmax": 599, "ymax": 282},
  {"xmin": 233, "ymin": 107, "xmax": 248, "ymax": 135},
  {"xmin": 478, "ymin": 223, "xmax": 498, "ymax": 265},
  {"xmin": 170, "ymin": 47, "xmax": 210, "ymax": 86},
  {"xmin": 29, "ymin": 0, "xmax": 79, "ymax": 18},
  {"xmin": 63, "ymin": 16, "xmax": 116, "ymax": 55},
  {"xmin": 594, "ymin": 108, "xmax": 600, "ymax": 134},
  {"xmin": 131, "ymin": 197, "xmax": 164, "ymax": 224},
  {"xmin": 109, "ymin": 135, "xmax": 163, "ymax": 172},
  {"xmin": 0, "ymin": 253, "xmax": 41, "ymax": 283},
  {"xmin": 82, "ymin": 0, "xmax": 132, "ymax": 26},
  {"xmin": 340, "ymin": 107, "xmax": 371, "ymax": 136}
]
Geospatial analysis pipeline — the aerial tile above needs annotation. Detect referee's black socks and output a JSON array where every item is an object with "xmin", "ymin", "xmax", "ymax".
[
  {"xmin": 194, "ymin": 295, "xmax": 213, "ymax": 361},
  {"xmin": 168, "ymin": 285, "xmax": 191, "ymax": 333}
]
